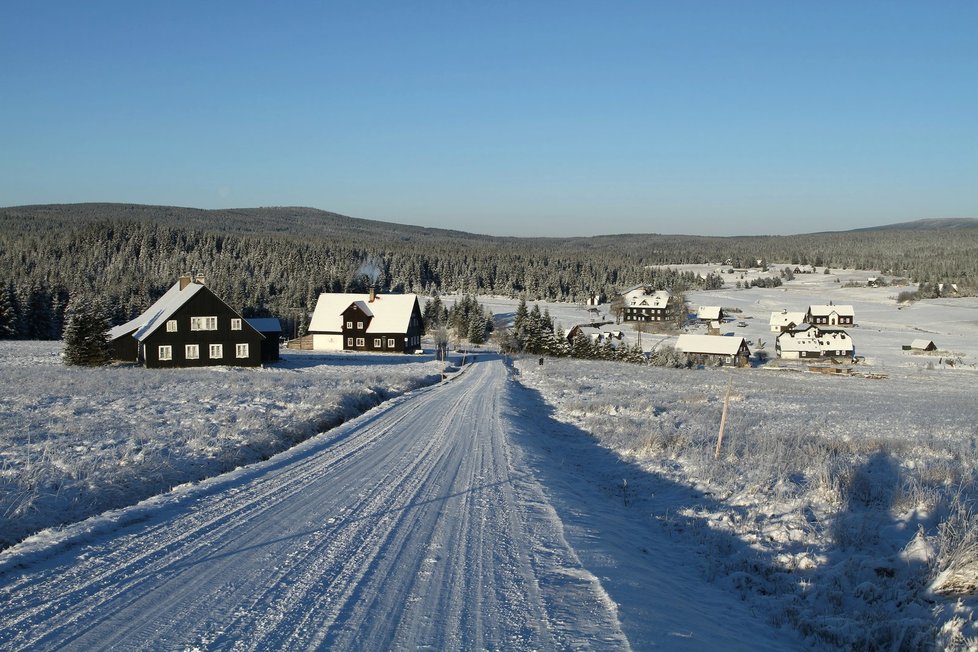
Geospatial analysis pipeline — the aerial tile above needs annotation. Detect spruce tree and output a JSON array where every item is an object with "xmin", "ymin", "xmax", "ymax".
[{"xmin": 62, "ymin": 297, "xmax": 111, "ymax": 366}]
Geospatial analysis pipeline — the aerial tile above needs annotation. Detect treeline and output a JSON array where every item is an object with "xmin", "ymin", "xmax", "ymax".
[{"xmin": 2, "ymin": 203, "xmax": 977, "ymax": 339}]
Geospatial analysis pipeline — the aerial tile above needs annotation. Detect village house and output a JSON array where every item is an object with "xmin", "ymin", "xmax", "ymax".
[
  {"xmin": 696, "ymin": 306, "xmax": 725, "ymax": 323},
  {"xmin": 806, "ymin": 304, "xmax": 855, "ymax": 327},
  {"xmin": 621, "ymin": 286, "xmax": 672, "ymax": 323},
  {"xmin": 907, "ymin": 339, "xmax": 937, "ymax": 352},
  {"xmin": 776, "ymin": 324, "xmax": 854, "ymax": 360},
  {"xmin": 769, "ymin": 309, "xmax": 807, "ymax": 333},
  {"xmin": 307, "ymin": 288, "xmax": 423, "ymax": 353},
  {"xmin": 675, "ymin": 334, "xmax": 751, "ymax": 367},
  {"xmin": 566, "ymin": 325, "xmax": 624, "ymax": 345},
  {"xmin": 108, "ymin": 274, "xmax": 264, "ymax": 368}
]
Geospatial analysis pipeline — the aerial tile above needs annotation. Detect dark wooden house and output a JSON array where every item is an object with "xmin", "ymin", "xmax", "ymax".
[
  {"xmin": 246, "ymin": 318, "xmax": 282, "ymax": 362},
  {"xmin": 109, "ymin": 275, "xmax": 264, "ymax": 368},
  {"xmin": 308, "ymin": 289, "xmax": 423, "ymax": 353}
]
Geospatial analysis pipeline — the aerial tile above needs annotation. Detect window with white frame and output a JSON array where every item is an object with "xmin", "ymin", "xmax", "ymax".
[
  {"xmin": 374, "ymin": 338, "xmax": 382, "ymax": 348},
  {"xmin": 191, "ymin": 316, "xmax": 218, "ymax": 331},
  {"xmin": 209, "ymin": 343, "xmax": 223, "ymax": 359},
  {"xmin": 347, "ymin": 337, "xmax": 353, "ymax": 346},
  {"xmin": 185, "ymin": 344, "xmax": 199, "ymax": 360},
  {"xmin": 158, "ymin": 345, "xmax": 172, "ymax": 361},
  {"xmin": 235, "ymin": 343, "xmax": 248, "ymax": 358},
  {"xmin": 357, "ymin": 321, "xmax": 363, "ymax": 329},
  {"xmin": 346, "ymin": 321, "xmax": 353, "ymax": 329},
  {"xmin": 231, "ymin": 318, "xmax": 242, "ymax": 330},
  {"xmin": 166, "ymin": 319, "xmax": 178, "ymax": 332},
  {"xmin": 388, "ymin": 338, "xmax": 395, "ymax": 348},
  {"xmin": 355, "ymin": 337, "xmax": 364, "ymax": 347}
]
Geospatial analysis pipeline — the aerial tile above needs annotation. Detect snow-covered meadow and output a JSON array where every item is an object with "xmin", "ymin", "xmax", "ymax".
[
  {"xmin": 0, "ymin": 342, "xmax": 443, "ymax": 549},
  {"xmin": 513, "ymin": 354, "xmax": 978, "ymax": 649}
]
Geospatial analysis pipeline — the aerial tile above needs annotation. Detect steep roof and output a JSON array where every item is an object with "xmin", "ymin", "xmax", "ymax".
[
  {"xmin": 108, "ymin": 281, "xmax": 206, "ymax": 342},
  {"xmin": 910, "ymin": 339, "xmax": 936, "ymax": 350},
  {"xmin": 625, "ymin": 288, "xmax": 670, "ymax": 308},
  {"xmin": 675, "ymin": 334, "xmax": 748, "ymax": 356},
  {"xmin": 309, "ymin": 293, "xmax": 419, "ymax": 334},
  {"xmin": 697, "ymin": 306, "xmax": 722, "ymax": 320},
  {"xmin": 769, "ymin": 310, "xmax": 807, "ymax": 328},
  {"xmin": 778, "ymin": 326, "xmax": 853, "ymax": 353}
]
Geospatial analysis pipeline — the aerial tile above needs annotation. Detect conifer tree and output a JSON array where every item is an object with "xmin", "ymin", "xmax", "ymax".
[{"xmin": 62, "ymin": 297, "xmax": 111, "ymax": 366}]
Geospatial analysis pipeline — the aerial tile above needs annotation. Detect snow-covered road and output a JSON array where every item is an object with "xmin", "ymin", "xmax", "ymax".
[{"xmin": 0, "ymin": 358, "xmax": 794, "ymax": 650}]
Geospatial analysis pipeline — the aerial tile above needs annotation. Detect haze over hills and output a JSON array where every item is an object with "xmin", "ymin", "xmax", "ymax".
[{"xmin": 3, "ymin": 202, "xmax": 976, "ymax": 241}]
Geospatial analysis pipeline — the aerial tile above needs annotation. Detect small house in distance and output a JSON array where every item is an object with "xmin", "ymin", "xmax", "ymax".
[
  {"xmin": 776, "ymin": 325, "xmax": 854, "ymax": 360},
  {"xmin": 806, "ymin": 304, "xmax": 855, "ymax": 327},
  {"xmin": 109, "ymin": 275, "xmax": 264, "ymax": 368},
  {"xmin": 307, "ymin": 289, "xmax": 423, "ymax": 353},
  {"xmin": 246, "ymin": 318, "xmax": 282, "ymax": 362},
  {"xmin": 696, "ymin": 306, "xmax": 725, "ymax": 323},
  {"xmin": 907, "ymin": 339, "xmax": 937, "ymax": 352},
  {"xmin": 769, "ymin": 310, "xmax": 807, "ymax": 333},
  {"xmin": 566, "ymin": 324, "xmax": 624, "ymax": 345},
  {"xmin": 621, "ymin": 286, "xmax": 672, "ymax": 323},
  {"xmin": 675, "ymin": 334, "xmax": 751, "ymax": 367}
]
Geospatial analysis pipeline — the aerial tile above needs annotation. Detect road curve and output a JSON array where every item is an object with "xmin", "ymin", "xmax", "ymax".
[{"xmin": 0, "ymin": 359, "xmax": 629, "ymax": 651}]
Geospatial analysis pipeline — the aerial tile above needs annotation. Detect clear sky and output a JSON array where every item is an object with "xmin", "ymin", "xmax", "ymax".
[{"xmin": 2, "ymin": 2, "xmax": 975, "ymax": 237}]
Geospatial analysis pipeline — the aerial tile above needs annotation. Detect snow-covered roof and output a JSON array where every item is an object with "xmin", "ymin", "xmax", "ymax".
[
  {"xmin": 109, "ymin": 281, "xmax": 207, "ymax": 342},
  {"xmin": 769, "ymin": 310, "xmax": 807, "ymax": 328},
  {"xmin": 624, "ymin": 287, "xmax": 670, "ymax": 308},
  {"xmin": 697, "ymin": 306, "xmax": 722, "ymax": 320},
  {"xmin": 246, "ymin": 318, "xmax": 282, "ymax": 333},
  {"xmin": 675, "ymin": 334, "xmax": 748, "ymax": 356},
  {"xmin": 910, "ymin": 339, "xmax": 936, "ymax": 350},
  {"xmin": 808, "ymin": 304, "xmax": 855, "ymax": 318},
  {"xmin": 778, "ymin": 326, "xmax": 853, "ymax": 354},
  {"xmin": 308, "ymin": 293, "xmax": 419, "ymax": 334}
]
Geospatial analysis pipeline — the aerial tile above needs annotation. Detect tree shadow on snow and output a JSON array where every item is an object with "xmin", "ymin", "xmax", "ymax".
[{"xmin": 502, "ymin": 362, "xmax": 934, "ymax": 650}]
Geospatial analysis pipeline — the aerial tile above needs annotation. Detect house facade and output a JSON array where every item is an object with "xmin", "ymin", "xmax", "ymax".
[
  {"xmin": 621, "ymin": 286, "xmax": 672, "ymax": 322},
  {"xmin": 769, "ymin": 310, "xmax": 807, "ymax": 333},
  {"xmin": 776, "ymin": 324, "xmax": 854, "ymax": 360},
  {"xmin": 109, "ymin": 275, "xmax": 264, "ymax": 369},
  {"xmin": 308, "ymin": 290, "xmax": 423, "ymax": 353},
  {"xmin": 675, "ymin": 334, "xmax": 751, "ymax": 367},
  {"xmin": 806, "ymin": 304, "xmax": 855, "ymax": 327},
  {"xmin": 696, "ymin": 306, "xmax": 724, "ymax": 323}
]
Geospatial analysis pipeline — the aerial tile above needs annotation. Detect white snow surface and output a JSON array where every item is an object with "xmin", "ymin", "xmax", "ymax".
[
  {"xmin": 0, "ymin": 358, "xmax": 795, "ymax": 650},
  {"xmin": 0, "ymin": 343, "xmax": 443, "ymax": 549}
]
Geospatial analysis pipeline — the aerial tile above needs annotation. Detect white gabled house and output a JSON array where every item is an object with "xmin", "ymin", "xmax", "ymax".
[
  {"xmin": 776, "ymin": 324, "xmax": 854, "ymax": 360},
  {"xmin": 307, "ymin": 289, "xmax": 423, "ymax": 353},
  {"xmin": 675, "ymin": 334, "xmax": 751, "ymax": 367},
  {"xmin": 806, "ymin": 304, "xmax": 855, "ymax": 327},
  {"xmin": 696, "ymin": 306, "xmax": 724, "ymax": 323},
  {"xmin": 769, "ymin": 310, "xmax": 807, "ymax": 333},
  {"xmin": 621, "ymin": 286, "xmax": 672, "ymax": 323}
]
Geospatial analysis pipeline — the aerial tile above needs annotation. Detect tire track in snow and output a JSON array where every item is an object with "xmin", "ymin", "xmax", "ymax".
[{"xmin": 0, "ymin": 360, "xmax": 630, "ymax": 651}]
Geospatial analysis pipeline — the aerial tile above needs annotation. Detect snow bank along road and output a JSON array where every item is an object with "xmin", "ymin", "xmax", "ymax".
[{"xmin": 0, "ymin": 359, "xmax": 790, "ymax": 650}]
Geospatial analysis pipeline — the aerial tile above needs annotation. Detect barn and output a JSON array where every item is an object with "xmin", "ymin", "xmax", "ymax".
[
  {"xmin": 307, "ymin": 289, "xmax": 423, "ymax": 353},
  {"xmin": 108, "ymin": 275, "xmax": 264, "ymax": 368},
  {"xmin": 675, "ymin": 334, "xmax": 751, "ymax": 367}
]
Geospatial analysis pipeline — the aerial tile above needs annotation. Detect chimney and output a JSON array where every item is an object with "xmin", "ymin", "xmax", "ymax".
[
  {"xmin": 195, "ymin": 273, "xmax": 205, "ymax": 285},
  {"xmin": 179, "ymin": 274, "xmax": 193, "ymax": 290},
  {"xmin": 369, "ymin": 286, "xmax": 376, "ymax": 303}
]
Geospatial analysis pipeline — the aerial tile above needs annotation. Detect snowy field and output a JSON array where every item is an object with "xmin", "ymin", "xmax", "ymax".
[
  {"xmin": 0, "ymin": 342, "xmax": 443, "ymax": 549},
  {"xmin": 513, "ymin": 352, "xmax": 978, "ymax": 648},
  {"xmin": 444, "ymin": 264, "xmax": 978, "ymax": 372}
]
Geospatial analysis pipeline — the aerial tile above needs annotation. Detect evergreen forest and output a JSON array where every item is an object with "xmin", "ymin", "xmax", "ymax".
[{"xmin": 2, "ymin": 203, "xmax": 976, "ymax": 340}]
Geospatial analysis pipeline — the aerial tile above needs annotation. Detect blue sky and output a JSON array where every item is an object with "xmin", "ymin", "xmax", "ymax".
[{"xmin": 2, "ymin": 2, "xmax": 975, "ymax": 237}]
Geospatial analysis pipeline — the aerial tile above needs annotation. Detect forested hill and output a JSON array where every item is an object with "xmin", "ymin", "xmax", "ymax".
[{"xmin": 1, "ymin": 203, "xmax": 976, "ymax": 340}]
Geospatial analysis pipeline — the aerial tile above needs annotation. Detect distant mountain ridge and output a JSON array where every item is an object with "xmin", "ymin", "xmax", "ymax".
[
  {"xmin": 849, "ymin": 218, "xmax": 978, "ymax": 233},
  {"xmin": 2, "ymin": 202, "xmax": 975, "ymax": 240}
]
